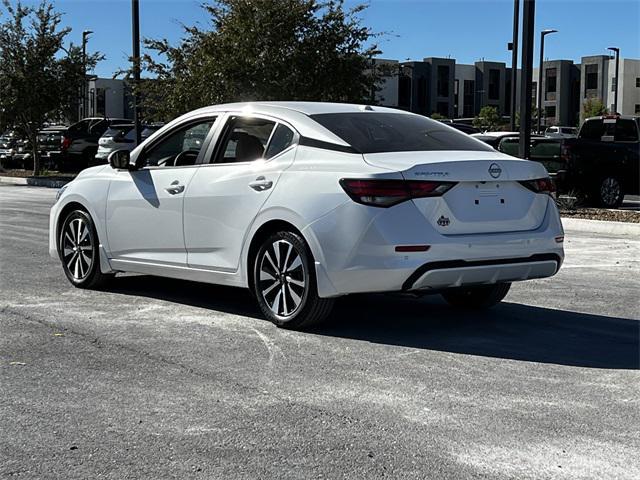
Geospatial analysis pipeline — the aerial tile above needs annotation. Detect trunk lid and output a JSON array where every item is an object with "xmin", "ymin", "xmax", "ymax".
[{"xmin": 364, "ymin": 151, "xmax": 550, "ymax": 235}]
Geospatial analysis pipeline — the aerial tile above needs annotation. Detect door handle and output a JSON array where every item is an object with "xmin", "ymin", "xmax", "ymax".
[
  {"xmin": 165, "ymin": 180, "xmax": 185, "ymax": 195},
  {"xmin": 249, "ymin": 176, "xmax": 273, "ymax": 192}
]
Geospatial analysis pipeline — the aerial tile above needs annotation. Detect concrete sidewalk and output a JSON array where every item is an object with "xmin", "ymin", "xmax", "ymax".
[
  {"xmin": 562, "ymin": 217, "xmax": 640, "ymax": 236},
  {"xmin": 0, "ymin": 175, "xmax": 72, "ymax": 188}
]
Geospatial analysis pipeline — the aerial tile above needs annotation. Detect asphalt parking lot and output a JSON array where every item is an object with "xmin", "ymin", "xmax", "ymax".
[{"xmin": 1, "ymin": 184, "xmax": 639, "ymax": 479}]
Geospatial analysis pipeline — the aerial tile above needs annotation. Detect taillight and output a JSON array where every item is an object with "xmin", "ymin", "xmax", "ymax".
[
  {"xmin": 61, "ymin": 136, "xmax": 71, "ymax": 151},
  {"xmin": 519, "ymin": 177, "xmax": 556, "ymax": 196},
  {"xmin": 339, "ymin": 179, "xmax": 456, "ymax": 208}
]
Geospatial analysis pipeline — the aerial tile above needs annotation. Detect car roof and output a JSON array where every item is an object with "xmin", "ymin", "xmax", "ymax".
[{"xmin": 159, "ymin": 102, "xmax": 416, "ymax": 147}]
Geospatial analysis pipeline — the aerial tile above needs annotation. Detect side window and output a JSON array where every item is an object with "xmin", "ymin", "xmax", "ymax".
[
  {"xmin": 265, "ymin": 124, "xmax": 295, "ymax": 159},
  {"xmin": 142, "ymin": 118, "xmax": 216, "ymax": 168},
  {"xmin": 215, "ymin": 117, "xmax": 276, "ymax": 164}
]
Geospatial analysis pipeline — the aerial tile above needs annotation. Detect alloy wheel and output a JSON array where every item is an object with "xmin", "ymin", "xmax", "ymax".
[
  {"xmin": 62, "ymin": 217, "xmax": 94, "ymax": 281},
  {"xmin": 600, "ymin": 177, "xmax": 622, "ymax": 207},
  {"xmin": 258, "ymin": 239, "xmax": 307, "ymax": 318}
]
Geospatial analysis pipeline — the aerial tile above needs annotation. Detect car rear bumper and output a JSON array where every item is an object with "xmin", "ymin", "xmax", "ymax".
[
  {"xmin": 306, "ymin": 196, "xmax": 564, "ymax": 297},
  {"xmin": 403, "ymin": 254, "xmax": 561, "ymax": 291}
]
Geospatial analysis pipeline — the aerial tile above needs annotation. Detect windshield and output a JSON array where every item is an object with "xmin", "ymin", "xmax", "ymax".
[{"xmin": 310, "ymin": 112, "xmax": 493, "ymax": 154}]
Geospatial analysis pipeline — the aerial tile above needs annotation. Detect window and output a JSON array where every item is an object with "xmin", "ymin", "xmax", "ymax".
[
  {"xmin": 142, "ymin": 118, "xmax": 216, "ymax": 167},
  {"xmin": 579, "ymin": 119, "xmax": 604, "ymax": 140},
  {"xmin": 265, "ymin": 124, "xmax": 295, "ymax": 158},
  {"xmin": 585, "ymin": 64, "xmax": 598, "ymax": 91},
  {"xmin": 215, "ymin": 117, "xmax": 276, "ymax": 164},
  {"xmin": 437, "ymin": 65, "xmax": 450, "ymax": 97},
  {"xmin": 636, "ymin": 77, "xmax": 640, "ymax": 88},
  {"xmin": 463, "ymin": 80, "xmax": 475, "ymax": 117},
  {"xmin": 544, "ymin": 105, "xmax": 556, "ymax": 119},
  {"xmin": 615, "ymin": 120, "xmax": 639, "ymax": 142},
  {"xmin": 309, "ymin": 113, "xmax": 494, "ymax": 154},
  {"xmin": 436, "ymin": 101, "xmax": 449, "ymax": 117},
  {"xmin": 488, "ymin": 69, "xmax": 500, "ymax": 100},
  {"xmin": 561, "ymin": 128, "xmax": 577, "ymax": 135},
  {"xmin": 635, "ymin": 104, "xmax": 640, "ymax": 114},
  {"xmin": 545, "ymin": 68, "xmax": 557, "ymax": 93}
]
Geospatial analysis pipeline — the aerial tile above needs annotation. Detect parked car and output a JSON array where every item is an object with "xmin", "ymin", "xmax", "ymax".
[
  {"xmin": 96, "ymin": 124, "xmax": 136, "ymax": 162},
  {"xmin": 473, "ymin": 132, "xmax": 563, "ymax": 178},
  {"xmin": 0, "ymin": 133, "xmax": 18, "ymax": 167},
  {"xmin": 561, "ymin": 115, "xmax": 639, "ymax": 208},
  {"xmin": 50, "ymin": 102, "xmax": 564, "ymax": 330},
  {"xmin": 438, "ymin": 119, "xmax": 481, "ymax": 135},
  {"xmin": 140, "ymin": 123, "xmax": 164, "ymax": 142},
  {"xmin": 545, "ymin": 126, "xmax": 577, "ymax": 139},
  {"xmin": 60, "ymin": 117, "xmax": 129, "ymax": 171},
  {"xmin": 38, "ymin": 125, "xmax": 68, "ymax": 170}
]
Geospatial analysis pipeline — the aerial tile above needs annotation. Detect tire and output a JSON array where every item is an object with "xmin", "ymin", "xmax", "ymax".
[
  {"xmin": 597, "ymin": 176, "xmax": 624, "ymax": 209},
  {"xmin": 58, "ymin": 209, "xmax": 113, "ymax": 289},
  {"xmin": 441, "ymin": 283, "xmax": 511, "ymax": 309},
  {"xmin": 252, "ymin": 231, "xmax": 334, "ymax": 329}
]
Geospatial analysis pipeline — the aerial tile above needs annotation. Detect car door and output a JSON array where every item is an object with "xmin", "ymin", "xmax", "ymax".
[
  {"xmin": 105, "ymin": 116, "xmax": 218, "ymax": 266},
  {"xmin": 183, "ymin": 114, "xmax": 298, "ymax": 271}
]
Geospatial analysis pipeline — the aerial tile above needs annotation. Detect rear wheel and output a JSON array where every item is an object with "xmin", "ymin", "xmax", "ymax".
[
  {"xmin": 441, "ymin": 283, "xmax": 511, "ymax": 309},
  {"xmin": 598, "ymin": 176, "xmax": 624, "ymax": 209},
  {"xmin": 58, "ymin": 210, "xmax": 113, "ymax": 289},
  {"xmin": 253, "ymin": 231, "xmax": 334, "ymax": 329}
]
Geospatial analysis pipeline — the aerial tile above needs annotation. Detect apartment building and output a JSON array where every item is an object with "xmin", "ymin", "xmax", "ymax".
[{"xmin": 375, "ymin": 53, "xmax": 640, "ymax": 125}]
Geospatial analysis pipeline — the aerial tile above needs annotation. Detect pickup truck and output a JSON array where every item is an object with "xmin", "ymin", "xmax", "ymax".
[{"xmin": 560, "ymin": 115, "xmax": 639, "ymax": 208}]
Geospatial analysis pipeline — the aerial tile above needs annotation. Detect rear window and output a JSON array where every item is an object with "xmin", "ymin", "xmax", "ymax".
[
  {"xmin": 104, "ymin": 125, "xmax": 134, "ymax": 138},
  {"xmin": 580, "ymin": 119, "xmax": 638, "ymax": 142},
  {"xmin": 310, "ymin": 112, "xmax": 493, "ymax": 154},
  {"xmin": 561, "ymin": 127, "xmax": 576, "ymax": 134}
]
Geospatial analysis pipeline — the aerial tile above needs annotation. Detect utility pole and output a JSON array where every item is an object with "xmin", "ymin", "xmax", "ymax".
[
  {"xmin": 519, "ymin": 0, "xmax": 535, "ymax": 159},
  {"xmin": 608, "ymin": 47, "xmax": 620, "ymax": 114},
  {"xmin": 81, "ymin": 30, "xmax": 93, "ymax": 120},
  {"xmin": 132, "ymin": 0, "xmax": 141, "ymax": 145},
  {"xmin": 509, "ymin": 0, "xmax": 520, "ymax": 131},
  {"xmin": 537, "ymin": 29, "xmax": 557, "ymax": 133}
]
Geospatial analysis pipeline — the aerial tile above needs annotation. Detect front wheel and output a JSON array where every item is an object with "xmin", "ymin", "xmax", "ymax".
[
  {"xmin": 441, "ymin": 283, "xmax": 511, "ymax": 309},
  {"xmin": 253, "ymin": 231, "xmax": 334, "ymax": 329},
  {"xmin": 58, "ymin": 209, "xmax": 113, "ymax": 289}
]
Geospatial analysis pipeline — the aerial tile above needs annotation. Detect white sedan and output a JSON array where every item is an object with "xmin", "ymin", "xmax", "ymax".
[{"xmin": 50, "ymin": 102, "xmax": 564, "ymax": 329}]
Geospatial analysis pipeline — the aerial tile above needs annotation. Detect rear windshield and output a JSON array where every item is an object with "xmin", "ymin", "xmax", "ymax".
[
  {"xmin": 310, "ymin": 112, "xmax": 493, "ymax": 154},
  {"xmin": 580, "ymin": 119, "xmax": 638, "ymax": 142},
  {"xmin": 104, "ymin": 125, "xmax": 134, "ymax": 137}
]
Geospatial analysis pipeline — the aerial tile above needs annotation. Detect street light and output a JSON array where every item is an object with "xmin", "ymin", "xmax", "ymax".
[
  {"xmin": 81, "ymin": 30, "xmax": 93, "ymax": 120},
  {"xmin": 537, "ymin": 28, "xmax": 557, "ymax": 133},
  {"xmin": 608, "ymin": 47, "xmax": 620, "ymax": 114},
  {"xmin": 509, "ymin": 0, "xmax": 520, "ymax": 131},
  {"xmin": 131, "ymin": 0, "xmax": 141, "ymax": 145}
]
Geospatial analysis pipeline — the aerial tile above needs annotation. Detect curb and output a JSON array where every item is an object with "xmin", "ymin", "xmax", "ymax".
[
  {"xmin": 0, "ymin": 175, "xmax": 72, "ymax": 188},
  {"xmin": 561, "ymin": 217, "xmax": 640, "ymax": 236}
]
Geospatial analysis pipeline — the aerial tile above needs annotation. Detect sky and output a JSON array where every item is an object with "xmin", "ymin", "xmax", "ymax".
[{"xmin": 6, "ymin": 0, "xmax": 640, "ymax": 78}]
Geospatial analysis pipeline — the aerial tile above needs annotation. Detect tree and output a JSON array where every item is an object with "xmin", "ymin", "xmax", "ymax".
[
  {"xmin": 472, "ymin": 106, "xmax": 500, "ymax": 131},
  {"xmin": 582, "ymin": 98, "xmax": 608, "ymax": 121},
  {"xmin": 129, "ymin": 0, "xmax": 383, "ymax": 122},
  {"xmin": 0, "ymin": 1, "xmax": 101, "ymax": 175}
]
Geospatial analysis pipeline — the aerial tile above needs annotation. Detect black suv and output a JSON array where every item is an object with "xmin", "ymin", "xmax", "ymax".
[{"xmin": 60, "ymin": 117, "xmax": 130, "ymax": 171}]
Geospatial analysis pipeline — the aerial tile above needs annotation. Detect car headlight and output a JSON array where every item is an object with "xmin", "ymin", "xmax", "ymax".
[{"xmin": 55, "ymin": 185, "xmax": 68, "ymax": 203}]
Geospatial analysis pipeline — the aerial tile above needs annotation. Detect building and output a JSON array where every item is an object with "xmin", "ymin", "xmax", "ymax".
[
  {"xmin": 374, "ymin": 53, "xmax": 640, "ymax": 126},
  {"xmin": 78, "ymin": 77, "xmax": 133, "ymax": 122},
  {"xmin": 533, "ymin": 60, "xmax": 581, "ymax": 127}
]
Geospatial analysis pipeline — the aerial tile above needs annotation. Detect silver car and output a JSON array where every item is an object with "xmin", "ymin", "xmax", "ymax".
[{"xmin": 95, "ymin": 124, "xmax": 136, "ymax": 161}]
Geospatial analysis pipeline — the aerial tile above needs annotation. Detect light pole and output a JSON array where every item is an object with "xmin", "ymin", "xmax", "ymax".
[
  {"xmin": 537, "ymin": 28, "xmax": 557, "ymax": 133},
  {"xmin": 509, "ymin": 0, "xmax": 520, "ymax": 131},
  {"xmin": 519, "ymin": 0, "xmax": 535, "ymax": 159},
  {"xmin": 81, "ymin": 30, "xmax": 93, "ymax": 120},
  {"xmin": 608, "ymin": 47, "xmax": 620, "ymax": 114},
  {"xmin": 132, "ymin": 0, "xmax": 141, "ymax": 145}
]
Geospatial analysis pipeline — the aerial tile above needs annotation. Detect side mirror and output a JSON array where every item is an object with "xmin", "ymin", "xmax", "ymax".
[{"xmin": 108, "ymin": 149, "xmax": 133, "ymax": 170}]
